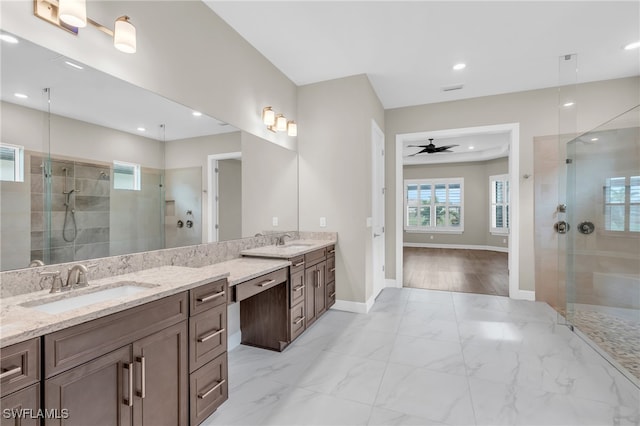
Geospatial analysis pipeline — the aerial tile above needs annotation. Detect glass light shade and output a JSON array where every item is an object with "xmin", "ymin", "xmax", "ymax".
[
  {"xmin": 58, "ymin": 0, "xmax": 87, "ymax": 28},
  {"xmin": 262, "ymin": 107, "xmax": 275, "ymax": 126},
  {"xmin": 114, "ymin": 16, "xmax": 136, "ymax": 53},
  {"xmin": 276, "ymin": 114, "xmax": 287, "ymax": 132},
  {"xmin": 287, "ymin": 121, "xmax": 297, "ymax": 136}
]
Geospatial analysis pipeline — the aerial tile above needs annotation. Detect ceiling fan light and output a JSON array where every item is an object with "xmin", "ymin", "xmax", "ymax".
[
  {"xmin": 58, "ymin": 0, "xmax": 87, "ymax": 28},
  {"xmin": 114, "ymin": 16, "xmax": 136, "ymax": 53}
]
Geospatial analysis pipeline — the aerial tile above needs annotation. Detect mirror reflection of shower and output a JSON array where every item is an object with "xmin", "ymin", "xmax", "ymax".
[{"xmin": 62, "ymin": 167, "xmax": 78, "ymax": 242}]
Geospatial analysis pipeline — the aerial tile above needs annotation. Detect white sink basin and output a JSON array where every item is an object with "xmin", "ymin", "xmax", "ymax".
[
  {"xmin": 22, "ymin": 282, "xmax": 157, "ymax": 315},
  {"xmin": 281, "ymin": 244, "xmax": 313, "ymax": 250}
]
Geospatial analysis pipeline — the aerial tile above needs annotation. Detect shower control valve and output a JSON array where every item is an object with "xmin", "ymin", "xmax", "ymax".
[
  {"xmin": 554, "ymin": 221, "xmax": 570, "ymax": 234},
  {"xmin": 177, "ymin": 220, "xmax": 184, "ymax": 228},
  {"xmin": 577, "ymin": 221, "xmax": 595, "ymax": 235},
  {"xmin": 186, "ymin": 220, "xmax": 193, "ymax": 228}
]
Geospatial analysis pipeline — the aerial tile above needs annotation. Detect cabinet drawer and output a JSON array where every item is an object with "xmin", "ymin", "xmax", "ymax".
[
  {"xmin": 190, "ymin": 279, "xmax": 228, "ymax": 316},
  {"xmin": 326, "ymin": 245, "xmax": 336, "ymax": 256},
  {"xmin": 189, "ymin": 304, "xmax": 227, "ymax": 373},
  {"xmin": 1, "ymin": 383, "xmax": 40, "ymax": 426},
  {"xmin": 190, "ymin": 353, "xmax": 228, "ymax": 426},
  {"xmin": 290, "ymin": 270, "xmax": 305, "ymax": 308},
  {"xmin": 1, "ymin": 338, "xmax": 39, "ymax": 398},
  {"xmin": 289, "ymin": 302, "xmax": 306, "ymax": 342},
  {"xmin": 234, "ymin": 268, "xmax": 287, "ymax": 302},
  {"xmin": 45, "ymin": 292, "xmax": 188, "ymax": 378},
  {"xmin": 327, "ymin": 281, "xmax": 336, "ymax": 309},
  {"xmin": 304, "ymin": 248, "xmax": 326, "ymax": 267},
  {"xmin": 290, "ymin": 256, "xmax": 306, "ymax": 274},
  {"xmin": 326, "ymin": 256, "xmax": 336, "ymax": 283}
]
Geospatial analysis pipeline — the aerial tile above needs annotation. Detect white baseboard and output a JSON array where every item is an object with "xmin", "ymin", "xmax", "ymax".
[
  {"xmin": 512, "ymin": 289, "xmax": 535, "ymax": 301},
  {"xmin": 332, "ymin": 296, "xmax": 375, "ymax": 314},
  {"xmin": 228, "ymin": 331, "xmax": 241, "ymax": 351},
  {"xmin": 385, "ymin": 278, "xmax": 400, "ymax": 288},
  {"xmin": 403, "ymin": 242, "xmax": 508, "ymax": 253}
]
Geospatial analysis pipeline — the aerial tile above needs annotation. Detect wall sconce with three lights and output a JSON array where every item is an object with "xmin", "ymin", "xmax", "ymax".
[
  {"xmin": 34, "ymin": 0, "xmax": 137, "ymax": 53},
  {"xmin": 262, "ymin": 106, "xmax": 297, "ymax": 137}
]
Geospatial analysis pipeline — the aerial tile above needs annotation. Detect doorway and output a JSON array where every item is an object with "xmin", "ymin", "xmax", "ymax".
[
  {"xmin": 372, "ymin": 120, "xmax": 385, "ymax": 299},
  {"xmin": 395, "ymin": 123, "xmax": 524, "ymax": 299},
  {"xmin": 207, "ymin": 152, "xmax": 241, "ymax": 242}
]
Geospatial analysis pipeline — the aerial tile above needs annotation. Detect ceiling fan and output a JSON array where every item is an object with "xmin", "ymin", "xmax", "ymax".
[{"xmin": 408, "ymin": 138, "xmax": 458, "ymax": 156}]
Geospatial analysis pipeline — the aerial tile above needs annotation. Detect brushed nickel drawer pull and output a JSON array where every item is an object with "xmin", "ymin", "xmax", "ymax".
[
  {"xmin": 136, "ymin": 356, "xmax": 146, "ymax": 398},
  {"xmin": 316, "ymin": 270, "xmax": 321, "ymax": 287},
  {"xmin": 329, "ymin": 292, "xmax": 336, "ymax": 298},
  {"xmin": 329, "ymin": 267, "xmax": 336, "ymax": 273},
  {"xmin": 294, "ymin": 316, "xmax": 305, "ymax": 325},
  {"xmin": 197, "ymin": 291, "xmax": 225, "ymax": 303},
  {"xmin": 198, "ymin": 379, "xmax": 226, "ymax": 399},
  {"xmin": 293, "ymin": 285, "xmax": 304, "ymax": 292},
  {"xmin": 328, "ymin": 249, "xmax": 335, "ymax": 254},
  {"xmin": 257, "ymin": 279, "xmax": 276, "ymax": 287},
  {"xmin": 198, "ymin": 328, "xmax": 226, "ymax": 343},
  {"xmin": 292, "ymin": 261, "xmax": 305, "ymax": 267},
  {"xmin": 124, "ymin": 362, "xmax": 133, "ymax": 407},
  {"xmin": 0, "ymin": 366, "xmax": 21, "ymax": 380}
]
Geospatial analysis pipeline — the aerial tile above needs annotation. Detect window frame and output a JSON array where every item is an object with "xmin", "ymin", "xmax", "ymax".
[
  {"xmin": 404, "ymin": 177, "xmax": 464, "ymax": 234},
  {"xmin": 489, "ymin": 174, "xmax": 510, "ymax": 235},
  {"xmin": 604, "ymin": 175, "xmax": 639, "ymax": 233},
  {"xmin": 0, "ymin": 143, "xmax": 25, "ymax": 183},
  {"xmin": 113, "ymin": 160, "xmax": 141, "ymax": 191}
]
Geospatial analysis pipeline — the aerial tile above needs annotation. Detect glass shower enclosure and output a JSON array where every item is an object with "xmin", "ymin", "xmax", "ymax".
[{"xmin": 562, "ymin": 105, "xmax": 640, "ymax": 386}]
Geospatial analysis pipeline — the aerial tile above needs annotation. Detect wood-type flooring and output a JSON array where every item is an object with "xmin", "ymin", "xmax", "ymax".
[{"xmin": 403, "ymin": 247, "xmax": 509, "ymax": 296}]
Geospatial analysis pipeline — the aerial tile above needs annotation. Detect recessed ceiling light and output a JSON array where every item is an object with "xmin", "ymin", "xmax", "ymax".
[
  {"xmin": 468, "ymin": 146, "xmax": 475, "ymax": 150},
  {"xmin": 453, "ymin": 63, "xmax": 466, "ymax": 71},
  {"xmin": 14, "ymin": 93, "xmax": 28, "ymax": 99},
  {"xmin": 563, "ymin": 102, "xmax": 575, "ymax": 107},
  {"xmin": 624, "ymin": 40, "xmax": 640, "ymax": 50},
  {"xmin": 591, "ymin": 137, "xmax": 599, "ymax": 142},
  {"xmin": 137, "ymin": 127, "xmax": 146, "ymax": 132},
  {"xmin": 64, "ymin": 61, "xmax": 84, "ymax": 70},
  {"xmin": 192, "ymin": 111, "xmax": 202, "ymax": 117},
  {"xmin": 0, "ymin": 34, "xmax": 18, "ymax": 44}
]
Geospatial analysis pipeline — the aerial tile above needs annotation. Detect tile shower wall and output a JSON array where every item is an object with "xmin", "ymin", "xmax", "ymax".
[{"xmin": 31, "ymin": 156, "xmax": 111, "ymax": 264}]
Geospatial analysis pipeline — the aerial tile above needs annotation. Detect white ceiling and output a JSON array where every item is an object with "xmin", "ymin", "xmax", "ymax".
[
  {"xmin": 1, "ymin": 33, "xmax": 236, "ymax": 141},
  {"xmin": 206, "ymin": 1, "xmax": 640, "ymax": 109}
]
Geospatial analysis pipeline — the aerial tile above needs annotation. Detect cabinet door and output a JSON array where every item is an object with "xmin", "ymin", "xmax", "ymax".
[
  {"xmin": 314, "ymin": 261, "xmax": 327, "ymax": 317},
  {"xmin": 44, "ymin": 346, "xmax": 132, "ymax": 426},
  {"xmin": 1, "ymin": 383, "xmax": 40, "ymax": 426},
  {"xmin": 132, "ymin": 321, "xmax": 188, "ymax": 426},
  {"xmin": 304, "ymin": 267, "xmax": 317, "ymax": 327}
]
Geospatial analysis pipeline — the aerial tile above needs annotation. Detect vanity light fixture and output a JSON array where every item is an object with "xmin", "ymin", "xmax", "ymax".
[
  {"xmin": 262, "ymin": 106, "xmax": 275, "ymax": 126},
  {"xmin": 34, "ymin": 0, "xmax": 137, "ymax": 53},
  {"xmin": 275, "ymin": 114, "xmax": 287, "ymax": 132},
  {"xmin": 287, "ymin": 121, "xmax": 297, "ymax": 137}
]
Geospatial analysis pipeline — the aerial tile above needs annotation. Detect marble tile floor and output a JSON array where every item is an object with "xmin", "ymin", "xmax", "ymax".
[{"xmin": 202, "ymin": 288, "xmax": 640, "ymax": 426}]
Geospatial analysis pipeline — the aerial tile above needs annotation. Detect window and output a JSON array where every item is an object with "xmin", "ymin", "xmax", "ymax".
[
  {"xmin": 490, "ymin": 174, "xmax": 509, "ymax": 234},
  {"xmin": 404, "ymin": 178, "xmax": 463, "ymax": 233},
  {"xmin": 113, "ymin": 160, "xmax": 141, "ymax": 191},
  {"xmin": 604, "ymin": 176, "xmax": 639, "ymax": 232},
  {"xmin": 0, "ymin": 143, "xmax": 24, "ymax": 182}
]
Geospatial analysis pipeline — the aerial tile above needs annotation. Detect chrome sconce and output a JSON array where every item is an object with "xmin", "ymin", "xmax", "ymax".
[
  {"xmin": 262, "ymin": 106, "xmax": 297, "ymax": 136},
  {"xmin": 34, "ymin": 0, "xmax": 137, "ymax": 53}
]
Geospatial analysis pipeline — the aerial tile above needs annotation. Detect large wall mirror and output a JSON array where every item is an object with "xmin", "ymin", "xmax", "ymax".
[{"xmin": 0, "ymin": 32, "xmax": 298, "ymax": 272}]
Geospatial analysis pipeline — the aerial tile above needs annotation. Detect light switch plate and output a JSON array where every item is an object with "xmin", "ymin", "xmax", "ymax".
[
  {"xmin": 320, "ymin": 217, "xmax": 326, "ymax": 227},
  {"xmin": 272, "ymin": 217, "xmax": 278, "ymax": 226}
]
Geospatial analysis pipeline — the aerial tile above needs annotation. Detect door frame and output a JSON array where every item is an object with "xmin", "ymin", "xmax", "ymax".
[
  {"xmin": 395, "ymin": 123, "xmax": 530, "ymax": 300},
  {"xmin": 207, "ymin": 152, "xmax": 241, "ymax": 243},
  {"xmin": 371, "ymin": 119, "xmax": 385, "ymax": 299}
]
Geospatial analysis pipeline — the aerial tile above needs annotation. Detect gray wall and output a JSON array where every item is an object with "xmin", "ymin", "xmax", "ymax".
[
  {"xmin": 403, "ymin": 157, "xmax": 508, "ymax": 248},
  {"xmin": 218, "ymin": 159, "xmax": 242, "ymax": 241},
  {"xmin": 385, "ymin": 76, "xmax": 640, "ymax": 292},
  {"xmin": 298, "ymin": 74, "xmax": 385, "ymax": 304}
]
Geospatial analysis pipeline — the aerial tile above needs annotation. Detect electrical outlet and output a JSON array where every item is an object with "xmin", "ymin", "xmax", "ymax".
[
  {"xmin": 272, "ymin": 217, "xmax": 278, "ymax": 226},
  {"xmin": 430, "ymin": 235, "xmax": 434, "ymax": 240},
  {"xmin": 320, "ymin": 217, "xmax": 327, "ymax": 227},
  {"xmin": 503, "ymin": 238, "xmax": 507, "ymax": 244}
]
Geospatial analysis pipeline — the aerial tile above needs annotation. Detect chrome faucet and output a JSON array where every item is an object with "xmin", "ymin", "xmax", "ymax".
[
  {"xmin": 66, "ymin": 264, "xmax": 90, "ymax": 289},
  {"xmin": 29, "ymin": 259, "xmax": 45, "ymax": 267},
  {"xmin": 275, "ymin": 233, "xmax": 292, "ymax": 246}
]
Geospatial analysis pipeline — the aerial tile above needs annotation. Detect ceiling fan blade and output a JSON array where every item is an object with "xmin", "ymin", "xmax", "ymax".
[{"xmin": 438, "ymin": 144, "xmax": 459, "ymax": 150}]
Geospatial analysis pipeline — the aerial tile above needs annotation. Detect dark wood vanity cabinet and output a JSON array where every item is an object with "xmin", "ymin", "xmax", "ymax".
[
  {"xmin": 1, "ymin": 338, "xmax": 41, "ymax": 426},
  {"xmin": 326, "ymin": 246, "xmax": 336, "ymax": 309}
]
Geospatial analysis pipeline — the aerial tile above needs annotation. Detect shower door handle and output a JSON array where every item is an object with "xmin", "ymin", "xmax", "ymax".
[{"xmin": 554, "ymin": 221, "xmax": 570, "ymax": 234}]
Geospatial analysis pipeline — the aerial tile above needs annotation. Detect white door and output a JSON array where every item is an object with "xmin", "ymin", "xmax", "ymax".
[{"xmin": 372, "ymin": 120, "xmax": 385, "ymax": 297}]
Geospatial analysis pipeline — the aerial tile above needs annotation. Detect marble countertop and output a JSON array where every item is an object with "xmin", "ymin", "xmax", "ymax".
[
  {"xmin": 197, "ymin": 257, "xmax": 291, "ymax": 286},
  {"xmin": 240, "ymin": 239, "xmax": 336, "ymax": 259}
]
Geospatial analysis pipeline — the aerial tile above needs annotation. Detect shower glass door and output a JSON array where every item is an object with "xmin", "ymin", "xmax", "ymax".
[{"xmin": 563, "ymin": 106, "xmax": 640, "ymax": 386}]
